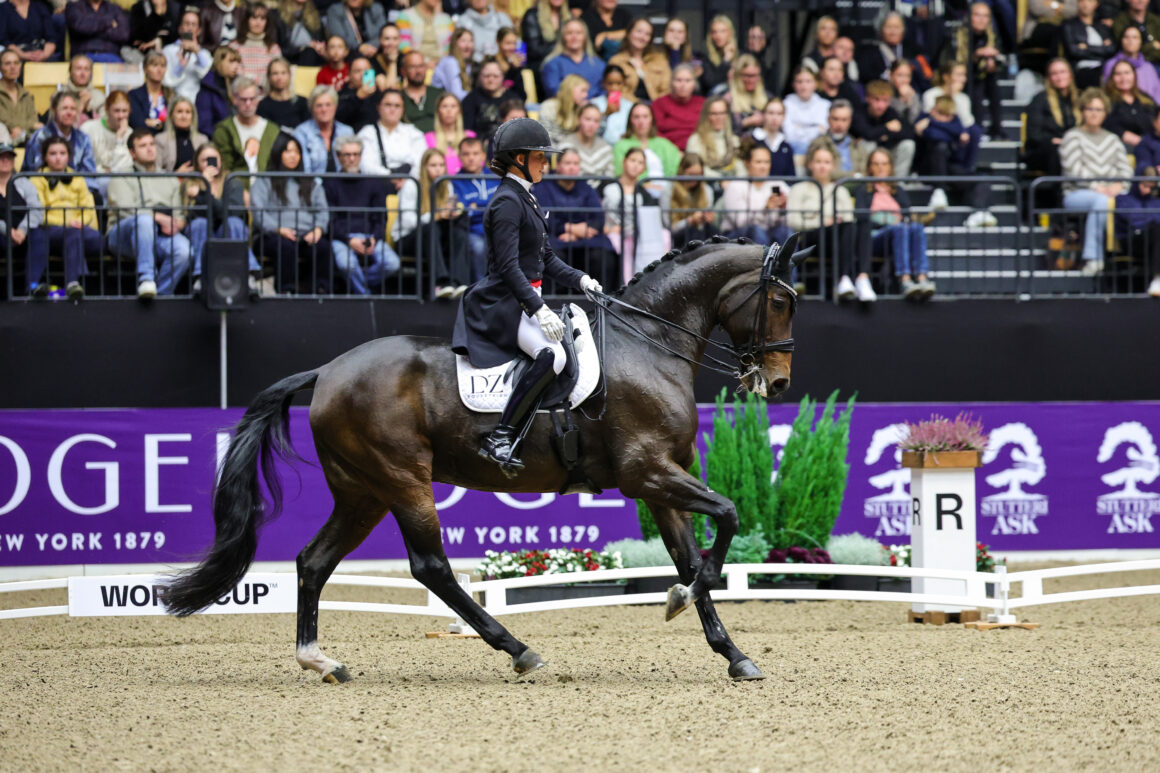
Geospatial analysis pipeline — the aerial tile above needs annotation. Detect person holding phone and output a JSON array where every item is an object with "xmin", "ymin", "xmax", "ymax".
[
  {"xmin": 163, "ymin": 9, "xmax": 213, "ymax": 101},
  {"xmin": 587, "ymin": 64, "xmax": 634, "ymax": 144},
  {"xmin": 184, "ymin": 142, "xmax": 261, "ymax": 297}
]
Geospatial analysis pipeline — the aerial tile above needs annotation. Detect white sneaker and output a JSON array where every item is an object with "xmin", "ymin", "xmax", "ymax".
[
  {"xmin": 835, "ymin": 274, "xmax": 856, "ymax": 300},
  {"xmin": 854, "ymin": 275, "xmax": 877, "ymax": 302},
  {"xmin": 929, "ymin": 188, "xmax": 949, "ymax": 211},
  {"xmin": 1080, "ymin": 260, "xmax": 1104, "ymax": 276},
  {"xmin": 1149, "ymin": 275, "xmax": 1160, "ymax": 297},
  {"xmin": 980, "ymin": 211, "xmax": 999, "ymax": 227},
  {"xmin": 248, "ymin": 275, "xmax": 260, "ymax": 298},
  {"xmin": 137, "ymin": 280, "xmax": 157, "ymax": 299},
  {"xmin": 963, "ymin": 210, "xmax": 993, "ymax": 228}
]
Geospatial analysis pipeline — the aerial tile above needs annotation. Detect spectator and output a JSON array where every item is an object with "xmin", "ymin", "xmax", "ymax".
[
  {"xmin": 534, "ymin": 146, "xmax": 618, "ymax": 288},
  {"xmin": 744, "ymin": 24, "xmax": 776, "ymax": 94},
  {"xmin": 922, "ymin": 62, "xmax": 977, "ymax": 129},
  {"xmin": 852, "ymin": 80, "xmax": 916, "ymax": 178},
  {"xmin": 1061, "ymin": 87, "xmax": 1132, "ymax": 275},
  {"xmin": 612, "ymin": 101, "xmax": 680, "ymax": 179},
  {"xmin": 461, "ymin": 58, "xmax": 511, "ymax": 142},
  {"xmin": 662, "ymin": 152, "xmax": 717, "ymax": 245},
  {"xmin": 426, "ymin": 92, "xmax": 473, "ymax": 174},
  {"xmin": 589, "ymin": 64, "xmax": 634, "ymax": 145},
  {"xmin": 32, "ymin": 134, "xmax": 101, "ymax": 299},
  {"xmin": 817, "ymin": 56, "xmax": 863, "ymax": 107},
  {"xmin": 539, "ymin": 74, "xmax": 588, "ymax": 147},
  {"xmin": 183, "ymin": 142, "xmax": 260, "ymax": 297},
  {"xmin": 825, "ymin": 99, "xmax": 868, "ymax": 180},
  {"xmin": 1025, "ymin": 58, "xmax": 1081, "ymax": 176},
  {"xmin": 393, "ymin": 147, "xmax": 471, "ymax": 298},
  {"xmin": 0, "ymin": 51, "xmax": 41, "ymax": 147},
  {"xmin": 580, "ymin": 0, "xmax": 629, "ymax": 61},
  {"xmin": 196, "ymin": 47, "xmax": 242, "ymax": 135},
  {"xmin": 652, "ymin": 63, "xmax": 702, "ymax": 150},
  {"xmin": 155, "ymin": 96, "xmax": 206, "ymax": 172},
  {"xmin": 685, "ymin": 96, "xmax": 740, "ymax": 177},
  {"xmin": 854, "ymin": 147, "xmax": 933, "ymax": 300},
  {"xmin": 449, "ymin": 135, "xmax": 497, "ymax": 279},
  {"xmin": 497, "ymin": 97, "xmax": 526, "ymax": 125},
  {"xmin": 317, "ymin": 35, "xmax": 352, "ymax": 90},
  {"xmin": 832, "ymin": 36, "xmax": 860, "ymax": 84},
  {"xmin": 126, "ymin": 0, "xmax": 180, "ymax": 64},
  {"xmin": 336, "ymin": 57, "xmax": 379, "ymax": 131},
  {"xmin": 746, "ymin": 97, "xmax": 795, "ymax": 177},
  {"xmin": 916, "ymin": 95, "xmax": 993, "ymax": 225},
  {"xmin": 1063, "ymin": 0, "xmax": 1116, "ymax": 89},
  {"xmin": 494, "ymin": 27, "xmax": 530, "ymax": 101},
  {"xmin": 786, "ymin": 137, "xmax": 862, "ymax": 301},
  {"xmin": 251, "ymin": 132, "xmax": 330, "ymax": 294},
  {"xmin": 662, "ymin": 17, "xmax": 702, "ymax": 79},
  {"xmin": 700, "ymin": 14, "xmax": 737, "ymax": 95},
  {"xmin": 400, "ymin": 50, "xmax": 445, "ymax": 133},
  {"xmin": 199, "ymin": 0, "xmax": 243, "ymax": 50},
  {"xmin": 81, "ymin": 89, "xmax": 134, "ymax": 185},
  {"xmin": 214, "ymin": 77, "xmax": 282, "ymax": 174},
  {"xmin": 67, "ymin": 0, "xmax": 130, "ymax": 63},
  {"xmin": 718, "ymin": 140, "xmax": 789, "ymax": 245},
  {"xmin": 22, "ymin": 91, "xmax": 96, "ymax": 182},
  {"xmin": 65, "ymin": 55, "xmax": 105, "ymax": 124},
  {"xmin": 325, "ymin": 0, "xmax": 385, "ymax": 60},
  {"xmin": 783, "ymin": 67, "xmax": 830, "ymax": 157},
  {"xmin": 566, "ymin": 103, "xmax": 613, "ymax": 179},
  {"xmin": 603, "ymin": 146, "xmax": 667, "ymax": 281},
  {"xmin": 1105, "ymin": 59, "xmax": 1158, "ymax": 150},
  {"xmin": 542, "ymin": 19, "xmax": 605, "ymax": 98},
  {"xmin": 727, "ymin": 54, "xmax": 769, "ymax": 133},
  {"xmin": 278, "ymin": 0, "xmax": 326, "ymax": 66},
  {"xmin": 1133, "ymin": 109, "xmax": 1160, "ymax": 171},
  {"xmin": 295, "ymin": 85, "xmax": 350, "ymax": 173},
  {"xmin": 801, "ymin": 15, "xmax": 838, "ymax": 73},
  {"xmin": 949, "ymin": 2, "xmax": 1007, "ymax": 138},
  {"xmin": 456, "ymin": 0, "xmax": 510, "ymax": 62},
  {"xmin": 1111, "ymin": 0, "xmax": 1160, "ymax": 68},
  {"xmin": 371, "ymin": 23, "xmax": 402, "ymax": 90},
  {"xmin": 129, "ymin": 51, "xmax": 174, "ymax": 133},
  {"xmin": 164, "ymin": 9, "xmax": 213, "ymax": 101},
  {"xmin": 1103, "ymin": 26, "xmax": 1160, "ymax": 103},
  {"xmin": 357, "ymin": 88, "xmax": 425, "ymax": 183},
  {"xmin": 396, "ymin": 0, "xmax": 452, "ymax": 67},
  {"xmin": 1112, "ymin": 172, "xmax": 1160, "ymax": 296},
  {"xmin": 0, "ymin": 0, "xmax": 61, "ymax": 63},
  {"xmin": 107, "ymin": 128, "xmax": 191, "ymax": 298},
  {"xmin": 0, "ymin": 142, "xmax": 47, "ymax": 296},
  {"xmin": 230, "ymin": 3, "xmax": 281, "ymax": 82},
  {"xmin": 890, "ymin": 60, "xmax": 922, "ymax": 124},
  {"xmin": 608, "ymin": 17, "xmax": 670, "ymax": 102},
  {"xmin": 857, "ymin": 11, "xmax": 929, "ymax": 90},
  {"xmin": 432, "ymin": 28, "xmax": 475, "ymax": 101},
  {"xmin": 259, "ymin": 57, "xmax": 310, "ymax": 128},
  {"xmin": 522, "ymin": 0, "xmax": 568, "ymax": 74},
  {"xmin": 324, "ymin": 136, "xmax": 400, "ymax": 295}
]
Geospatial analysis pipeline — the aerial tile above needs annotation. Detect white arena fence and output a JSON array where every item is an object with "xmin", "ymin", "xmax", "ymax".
[{"xmin": 2, "ymin": 560, "xmax": 1160, "ymax": 624}]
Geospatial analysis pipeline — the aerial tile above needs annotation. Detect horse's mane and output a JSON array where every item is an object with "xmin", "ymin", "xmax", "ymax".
[{"xmin": 610, "ymin": 235, "xmax": 763, "ymax": 301}]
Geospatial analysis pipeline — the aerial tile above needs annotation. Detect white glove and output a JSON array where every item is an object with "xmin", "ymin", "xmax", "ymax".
[
  {"xmin": 534, "ymin": 305, "xmax": 565, "ymax": 342},
  {"xmin": 579, "ymin": 275, "xmax": 602, "ymax": 297}
]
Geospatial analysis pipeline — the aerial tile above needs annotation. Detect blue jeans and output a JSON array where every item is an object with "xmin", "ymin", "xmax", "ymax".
[
  {"xmin": 107, "ymin": 213, "xmax": 192, "ymax": 294},
  {"xmin": 872, "ymin": 222, "xmax": 929, "ymax": 277},
  {"xmin": 467, "ymin": 231, "xmax": 487, "ymax": 281},
  {"xmin": 1062, "ymin": 188, "xmax": 1110, "ymax": 262},
  {"xmin": 330, "ymin": 233, "xmax": 401, "ymax": 294},
  {"xmin": 189, "ymin": 216, "xmax": 260, "ymax": 277}
]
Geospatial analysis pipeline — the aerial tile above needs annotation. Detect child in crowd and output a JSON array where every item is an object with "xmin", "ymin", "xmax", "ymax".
[
  {"xmin": 916, "ymin": 95, "xmax": 993, "ymax": 226},
  {"xmin": 317, "ymin": 36, "xmax": 351, "ymax": 90}
]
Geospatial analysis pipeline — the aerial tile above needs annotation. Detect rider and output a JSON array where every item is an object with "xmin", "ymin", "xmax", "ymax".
[{"xmin": 452, "ymin": 117, "xmax": 603, "ymax": 471}]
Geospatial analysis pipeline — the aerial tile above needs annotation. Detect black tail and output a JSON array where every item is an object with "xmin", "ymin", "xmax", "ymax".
[{"xmin": 162, "ymin": 370, "xmax": 319, "ymax": 616}]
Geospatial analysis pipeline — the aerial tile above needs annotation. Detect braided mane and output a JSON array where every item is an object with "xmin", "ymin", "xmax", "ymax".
[{"xmin": 609, "ymin": 235, "xmax": 760, "ymax": 299}]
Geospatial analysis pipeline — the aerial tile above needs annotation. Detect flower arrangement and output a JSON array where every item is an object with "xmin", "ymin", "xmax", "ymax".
[
  {"xmin": 825, "ymin": 533, "xmax": 892, "ymax": 566},
  {"xmin": 767, "ymin": 546, "xmax": 833, "ymax": 566},
  {"xmin": 976, "ymin": 542, "xmax": 1004, "ymax": 573},
  {"xmin": 886, "ymin": 544, "xmax": 911, "ymax": 567},
  {"xmin": 898, "ymin": 412, "xmax": 989, "ymax": 453},
  {"xmin": 477, "ymin": 547, "xmax": 623, "ymax": 580}
]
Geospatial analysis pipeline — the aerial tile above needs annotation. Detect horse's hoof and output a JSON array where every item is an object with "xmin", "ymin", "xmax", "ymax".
[
  {"xmin": 665, "ymin": 584, "xmax": 694, "ymax": 622},
  {"xmin": 729, "ymin": 659, "xmax": 765, "ymax": 681},
  {"xmin": 322, "ymin": 665, "xmax": 353, "ymax": 684},
  {"xmin": 512, "ymin": 648, "xmax": 546, "ymax": 676}
]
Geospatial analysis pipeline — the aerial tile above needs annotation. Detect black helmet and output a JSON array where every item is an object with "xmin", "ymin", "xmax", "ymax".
[{"xmin": 492, "ymin": 117, "xmax": 561, "ymax": 156}]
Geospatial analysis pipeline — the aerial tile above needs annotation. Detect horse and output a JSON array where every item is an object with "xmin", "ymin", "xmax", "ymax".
[{"xmin": 162, "ymin": 234, "xmax": 809, "ymax": 682}]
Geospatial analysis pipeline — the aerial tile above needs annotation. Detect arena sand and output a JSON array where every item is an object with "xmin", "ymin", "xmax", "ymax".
[{"xmin": 2, "ymin": 566, "xmax": 1158, "ymax": 773}]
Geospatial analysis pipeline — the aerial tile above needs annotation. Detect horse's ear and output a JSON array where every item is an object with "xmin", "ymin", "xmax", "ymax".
[
  {"xmin": 767, "ymin": 232, "xmax": 801, "ymax": 278},
  {"xmin": 790, "ymin": 244, "xmax": 816, "ymax": 268}
]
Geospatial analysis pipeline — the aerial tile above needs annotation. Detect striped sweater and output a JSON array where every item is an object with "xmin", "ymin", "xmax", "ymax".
[{"xmin": 1060, "ymin": 127, "xmax": 1132, "ymax": 192}]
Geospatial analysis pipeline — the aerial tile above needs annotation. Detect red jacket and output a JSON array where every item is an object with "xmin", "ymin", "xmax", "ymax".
[{"xmin": 653, "ymin": 94, "xmax": 705, "ymax": 151}]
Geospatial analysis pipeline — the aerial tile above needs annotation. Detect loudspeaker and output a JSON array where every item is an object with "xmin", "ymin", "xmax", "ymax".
[{"xmin": 203, "ymin": 239, "xmax": 250, "ymax": 310}]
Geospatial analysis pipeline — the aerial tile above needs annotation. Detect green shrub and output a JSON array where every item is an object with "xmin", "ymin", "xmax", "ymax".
[
  {"xmin": 724, "ymin": 530, "xmax": 771, "ymax": 564},
  {"xmin": 604, "ymin": 537, "xmax": 673, "ymax": 568},
  {"xmin": 703, "ymin": 389, "xmax": 775, "ymax": 538},
  {"xmin": 635, "ymin": 454, "xmax": 709, "ymax": 548},
  {"xmin": 825, "ymin": 533, "xmax": 891, "ymax": 566}
]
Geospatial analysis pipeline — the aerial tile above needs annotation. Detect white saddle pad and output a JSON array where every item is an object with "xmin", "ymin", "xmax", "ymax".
[{"xmin": 457, "ymin": 303, "xmax": 601, "ymax": 413}]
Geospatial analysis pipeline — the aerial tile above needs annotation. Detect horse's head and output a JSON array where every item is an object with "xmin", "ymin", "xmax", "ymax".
[{"xmin": 716, "ymin": 235, "xmax": 811, "ymax": 398}]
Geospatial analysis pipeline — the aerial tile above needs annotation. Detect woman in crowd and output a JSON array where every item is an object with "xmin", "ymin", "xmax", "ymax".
[
  {"xmin": 700, "ymin": 15, "xmax": 737, "ymax": 95},
  {"xmin": 538, "ymin": 74, "xmax": 588, "ymax": 147},
  {"xmin": 432, "ymin": 28, "xmax": 475, "ymax": 101},
  {"xmin": 80, "ymin": 90, "xmax": 134, "ymax": 190},
  {"xmin": 652, "ymin": 63, "xmax": 703, "ymax": 151},
  {"xmin": 258, "ymin": 57, "xmax": 309, "ymax": 127},
  {"xmin": 462, "ymin": 58, "xmax": 512, "ymax": 142},
  {"xmin": 950, "ymin": 1, "xmax": 1006, "ymax": 138},
  {"xmin": 494, "ymin": 27, "xmax": 530, "ymax": 101},
  {"xmin": 371, "ymin": 22, "xmax": 402, "ymax": 90},
  {"xmin": 425, "ymin": 93, "xmax": 474, "ymax": 174},
  {"xmin": 1025, "ymin": 58, "xmax": 1081, "ymax": 176},
  {"xmin": 661, "ymin": 152, "xmax": 717, "ymax": 245},
  {"xmin": 746, "ymin": 97, "xmax": 795, "ymax": 177},
  {"xmin": 744, "ymin": 24, "xmax": 776, "ymax": 93},
  {"xmin": 393, "ymin": 147, "xmax": 471, "ymax": 299},
  {"xmin": 0, "ymin": 144, "xmax": 45, "ymax": 296},
  {"xmin": 612, "ymin": 102, "xmax": 681, "ymax": 180},
  {"xmin": 727, "ymin": 54, "xmax": 768, "ymax": 133},
  {"xmin": 786, "ymin": 137, "xmax": 865, "ymax": 301},
  {"xmin": 802, "ymin": 15, "xmax": 838, "ymax": 72},
  {"xmin": 541, "ymin": 18, "xmax": 605, "ymax": 98},
  {"xmin": 1101, "ymin": 27, "xmax": 1160, "ymax": 104},
  {"xmin": 325, "ymin": 0, "xmax": 387, "ymax": 61},
  {"xmin": 129, "ymin": 51, "xmax": 175, "ymax": 133},
  {"xmin": 1112, "ymin": 171, "xmax": 1160, "ymax": 297},
  {"xmin": 782, "ymin": 66, "xmax": 830, "ymax": 157},
  {"xmin": 890, "ymin": 59, "xmax": 922, "ymax": 124},
  {"xmin": 922, "ymin": 61, "xmax": 978, "ymax": 134},
  {"xmin": 661, "ymin": 17, "xmax": 702, "ymax": 78},
  {"xmin": 1104, "ymin": 59, "xmax": 1157, "ymax": 151},
  {"xmin": 231, "ymin": 3, "xmax": 282, "ymax": 83},
  {"xmin": 588, "ymin": 64, "xmax": 634, "ymax": 145},
  {"xmin": 608, "ymin": 17, "xmax": 671, "ymax": 103},
  {"xmin": 566, "ymin": 103, "xmax": 614, "ymax": 179},
  {"xmin": 277, "ymin": 0, "xmax": 327, "ymax": 66},
  {"xmin": 854, "ymin": 147, "xmax": 933, "ymax": 301},
  {"xmin": 718, "ymin": 140, "xmax": 788, "ymax": 244},
  {"xmin": 603, "ymin": 146, "xmax": 668, "ymax": 281},
  {"xmin": 685, "ymin": 96, "xmax": 740, "ymax": 177},
  {"xmin": 155, "ymin": 96, "xmax": 207, "ymax": 172},
  {"xmin": 251, "ymin": 132, "xmax": 331, "ymax": 294},
  {"xmin": 22, "ymin": 91, "xmax": 96, "ymax": 176},
  {"xmin": 1061, "ymin": 0, "xmax": 1114, "ymax": 90},
  {"xmin": 1061, "ymin": 88, "xmax": 1133, "ymax": 276},
  {"xmin": 127, "ymin": 0, "xmax": 180, "ymax": 63},
  {"xmin": 0, "ymin": 51, "xmax": 40, "ymax": 146},
  {"xmin": 32, "ymin": 136, "xmax": 102, "ymax": 301},
  {"xmin": 395, "ymin": 0, "xmax": 452, "ymax": 66},
  {"xmin": 580, "ymin": 0, "xmax": 631, "ymax": 59},
  {"xmin": 196, "ymin": 46, "xmax": 241, "ymax": 134},
  {"xmin": 0, "ymin": 0, "xmax": 60, "ymax": 63},
  {"xmin": 521, "ymin": 0, "xmax": 568, "ymax": 74},
  {"xmin": 66, "ymin": 55, "xmax": 105, "ymax": 124},
  {"xmin": 184, "ymin": 142, "xmax": 260, "ymax": 296},
  {"xmin": 294, "ymin": 85, "xmax": 351, "ymax": 174}
]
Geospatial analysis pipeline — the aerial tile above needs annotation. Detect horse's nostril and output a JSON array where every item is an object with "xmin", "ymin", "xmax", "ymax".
[{"xmin": 772, "ymin": 377, "xmax": 790, "ymax": 393}]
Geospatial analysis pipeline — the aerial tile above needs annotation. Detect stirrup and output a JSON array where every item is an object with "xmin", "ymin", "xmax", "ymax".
[{"xmin": 479, "ymin": 427, "xmax": 525, "ymax": 475}]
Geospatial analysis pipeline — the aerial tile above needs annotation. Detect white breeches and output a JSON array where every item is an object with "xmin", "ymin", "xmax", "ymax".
[{"xmin": 517, "ymin": 310, "xmax": 567, "ymax": 374}]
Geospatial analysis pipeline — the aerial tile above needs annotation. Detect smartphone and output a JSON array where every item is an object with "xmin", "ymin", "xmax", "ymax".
[
  {"xmin": 362, "ymin": 69, "xmax": 375, "ymax": 88},
  {"xmin": 516, "ymin": 40, "xmax": 527, "ymax": 58},
  {"xmin": 608, "ymin": 90, "xmax": 621, "ymax": 110},
  {"xmin": 180, "ymin": 32, "xmax": 193, "ymax": 41},
  {"xmin": 206, "ymin": 157, "xmax": 219, "ymax": 168}
]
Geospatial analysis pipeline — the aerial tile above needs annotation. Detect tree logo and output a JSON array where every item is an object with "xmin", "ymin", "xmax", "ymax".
[
  {"xmin": 980, "ymin": 422, "xmax": 1049, "ymax": 535},
  {"xmin": 862, "ymin": 423, "xmax": 911, "ymax": 536},
  {"xmin": 1096, "ymin": 422, "xmax": 1160, "ymax": 534}
]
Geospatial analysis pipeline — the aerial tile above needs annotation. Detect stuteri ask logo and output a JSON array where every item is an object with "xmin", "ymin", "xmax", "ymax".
[
  {"xmin": 980, "ymin": 423, "xmax": 1049, "ymax": 535},
  {"xmin": 1096, "ymin": 421, "xmax": 1160, "ymax": 534},
  {"xmin": 862, "ymin": 423, "xmax": 912, "ymax": 537}
]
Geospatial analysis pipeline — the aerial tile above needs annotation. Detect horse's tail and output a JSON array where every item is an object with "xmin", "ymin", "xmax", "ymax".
[{"xmin": 162, "ymin": 370, "xmax": 319, "ymax": 617}]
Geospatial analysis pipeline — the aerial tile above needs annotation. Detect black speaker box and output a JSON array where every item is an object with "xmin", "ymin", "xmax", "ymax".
[{"xmin": 203, "ymin": 239, "xmax": 250, "ymax": 310}]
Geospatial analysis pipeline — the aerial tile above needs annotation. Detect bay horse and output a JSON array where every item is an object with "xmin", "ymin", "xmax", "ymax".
[{"xmin": 162, "ymin": 234, "xmax": 808, "ymax": 682}]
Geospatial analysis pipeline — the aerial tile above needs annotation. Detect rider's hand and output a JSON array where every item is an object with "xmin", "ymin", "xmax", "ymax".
[
  {"xmin": 534, "ymin": 306, "xmax": 565, "ymax": 342},
  {"xmin": 579, "ymin": 275, "xmax": 602, "ymax": 298}
]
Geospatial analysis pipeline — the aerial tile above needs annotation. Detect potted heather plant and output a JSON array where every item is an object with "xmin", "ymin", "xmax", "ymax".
[
  {"xmin": 825, "ymin": 533, "xmax": 892, "ymax": 592},
  {"xmin": 898, "ymin": 412, "xmax": 988, "ymax": 468},
  {"xmin": 477, "ymin": 547, "xmax": 625, "ymax": 604}
]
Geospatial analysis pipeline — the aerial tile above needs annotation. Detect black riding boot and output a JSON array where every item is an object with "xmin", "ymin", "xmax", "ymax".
[{"xmin": 479, "ymin": 348, "xmax": 557, "ymax": 473}]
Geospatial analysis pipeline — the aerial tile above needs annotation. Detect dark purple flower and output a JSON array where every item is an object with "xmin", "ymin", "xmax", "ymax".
[
  {"xmin": 767, "ymin": 549, "xmax": 788, "ymax": 564},
  {"xmin": 812, "ymin": 549, "xmax": 833, "ymax": 563},
  {"xmin": 787, "ymin": 546, "xmax": 810, "ymax": 562}
]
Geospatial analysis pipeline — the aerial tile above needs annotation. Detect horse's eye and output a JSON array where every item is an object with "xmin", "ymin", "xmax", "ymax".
[{"xmin": 769, "ymin": 297, "xmax": 788, "ymax": 311}]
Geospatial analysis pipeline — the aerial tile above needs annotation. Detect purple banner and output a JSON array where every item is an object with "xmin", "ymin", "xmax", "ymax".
[{"xmin": 0, "ymin": 403, "xmax": 1158, "ymax": 567}]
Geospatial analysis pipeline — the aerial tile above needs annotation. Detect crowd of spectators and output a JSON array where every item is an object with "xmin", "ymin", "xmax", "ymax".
[{"xmin": 2, "ymin": 0, "xmax": 1159, "ymax": 300}]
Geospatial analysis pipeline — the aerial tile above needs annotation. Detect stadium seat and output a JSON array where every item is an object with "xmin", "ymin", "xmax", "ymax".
[
  {"xmin": 293, "ymin": 66, "xmax": 321, "ymax": 98},
  {"xmin": 522, "ymin": 70, "xmax": 538, "ymax": 107},
  {"xmin": 385, "ymin": 193, "xmax": 399, "ymax": 248},
  {"xmin": 24, "ymin": 63, "xmax": 111, "ymax": 113}
]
